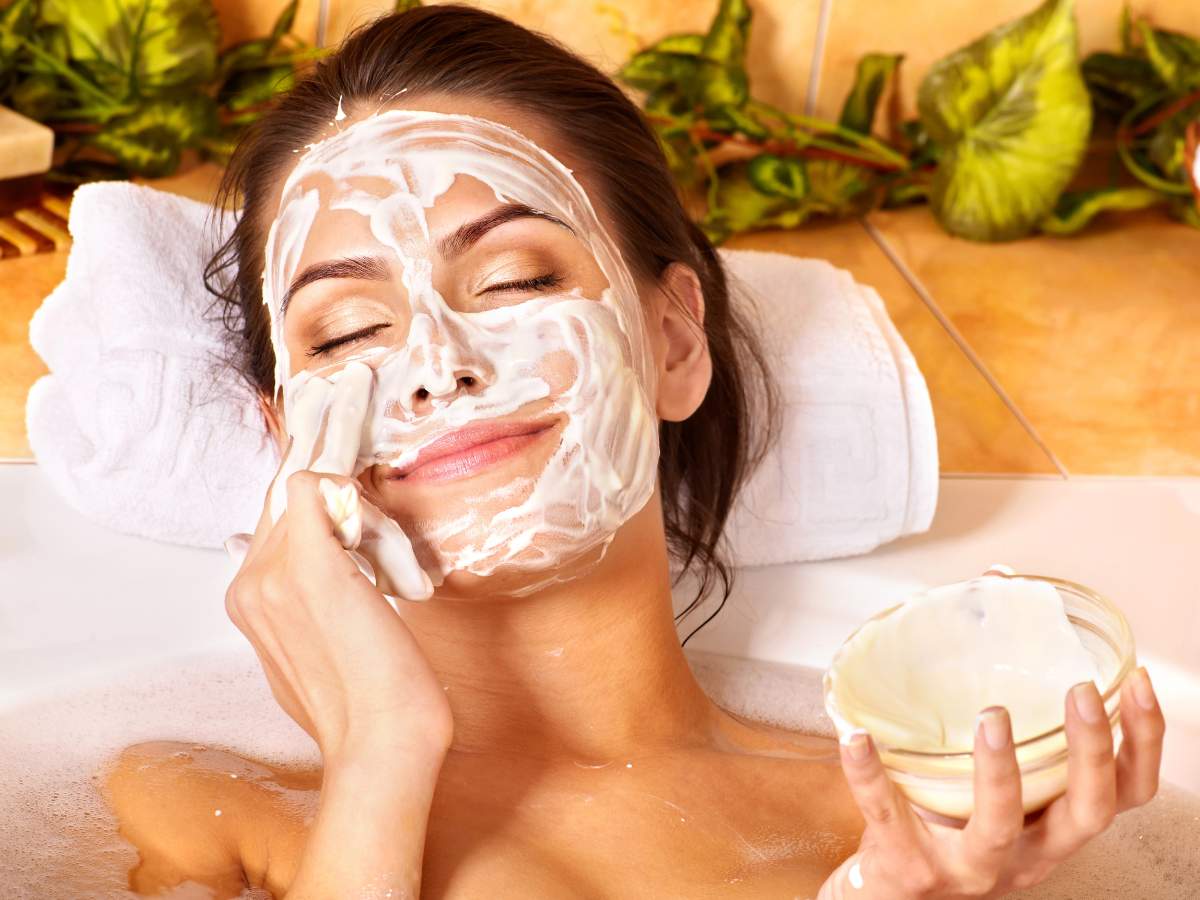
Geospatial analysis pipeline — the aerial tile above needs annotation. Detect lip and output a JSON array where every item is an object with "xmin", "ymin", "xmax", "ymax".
[{"xmin": 385, "ymin": 417, "xmax": 558, "ymax": 484}]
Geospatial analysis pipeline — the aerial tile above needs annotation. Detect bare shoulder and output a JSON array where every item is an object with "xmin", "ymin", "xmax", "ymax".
[
  {"xmin": 102, "ymin": 740, "xmax": 319, "ymax": 896},
  {"xmin": 708, "ymin": 712, "xmax": 865, "ymax": 839}
]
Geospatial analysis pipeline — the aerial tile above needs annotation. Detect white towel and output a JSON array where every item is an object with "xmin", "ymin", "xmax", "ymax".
[
  {"xmin": 26, "ymin": 182, "xmax": 936, "ymax": 564},
  {"xmin": 719, "ymin": 250, "xmax": 938, "ymax": 565}
]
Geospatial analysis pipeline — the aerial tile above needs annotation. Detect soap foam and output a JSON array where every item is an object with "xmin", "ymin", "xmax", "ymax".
[
  {"xmin": 1, "ymin": 649, "xmax": 1196, "ymax": 898},
  {"xmin": 0, "ymin": 648, "xmax": 316, "ymax": 899}
]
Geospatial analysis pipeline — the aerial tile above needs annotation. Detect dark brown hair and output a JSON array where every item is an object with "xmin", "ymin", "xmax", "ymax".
[{"xmin": 205, "ymin": 4, "xmax": 779, "ymax": 642}]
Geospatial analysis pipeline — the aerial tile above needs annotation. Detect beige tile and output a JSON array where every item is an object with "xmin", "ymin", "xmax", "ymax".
[
  {"xmin": 725, "ymin": 221, "xmax": 1062, "ymax": 474},
  {"xmin": 868, "ymin": 205, "xmax": 1200, "ymax": 475},
  {"xmin": 212, "ymin": 0, "xmax": 322, "ymax": 47},
  {"xmin": 815, "ymin": 0, "xmax": 1200, "ymax": 128},
  {"xmin": 326, "ymin": 0, "xmax": 820, "ymax": 112},
  {"xmin": 0, "ymin": 252, "xmax": 63, "ymax": 457}
]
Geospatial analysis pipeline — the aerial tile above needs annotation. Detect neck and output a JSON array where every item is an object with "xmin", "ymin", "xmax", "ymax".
[{"xmin": 395, "ymin": 495, "xmax": 719, "ymax": 760}]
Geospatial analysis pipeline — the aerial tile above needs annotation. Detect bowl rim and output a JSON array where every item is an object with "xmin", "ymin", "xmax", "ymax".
[{"xmin": 821, "ymin": 572, "xmax": 1137, "ymax": 761}]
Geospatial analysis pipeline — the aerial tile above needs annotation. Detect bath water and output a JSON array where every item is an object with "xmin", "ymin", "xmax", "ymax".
[{"xmin": 0, "ymin": 649, "xmax": 1196, "ymax": 898}]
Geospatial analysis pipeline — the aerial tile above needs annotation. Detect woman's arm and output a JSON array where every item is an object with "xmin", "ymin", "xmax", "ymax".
[
  {"xmin": 223, "ymin": 366, "xmax": 453, "ymax": 899},
  {"xmin": 285, "ymin": 741, "xmax": 447, "ymax": 900},
  {"xmin": 103, "ymin": 741, "xmax": 256, "ymax": 896}
]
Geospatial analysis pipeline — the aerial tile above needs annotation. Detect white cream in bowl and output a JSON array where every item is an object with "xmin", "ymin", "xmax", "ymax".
[{"xmin": 824, "ymin": 573, "xmax": 1132, "ymax": 818}]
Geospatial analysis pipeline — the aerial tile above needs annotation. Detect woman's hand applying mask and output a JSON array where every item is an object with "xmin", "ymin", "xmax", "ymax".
[
  {"xmin": 222, "ymin": 362, "xmax": 450, "ymax": 899},
  {"xmin": 817, "ymin": 672, "xmax": 1165, "ymax": 899}
]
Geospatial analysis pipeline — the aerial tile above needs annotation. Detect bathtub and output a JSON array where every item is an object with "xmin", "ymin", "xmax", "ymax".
[{"xmin": 2, "ymin": 462, "xmax": 1199, "ymax": 897}]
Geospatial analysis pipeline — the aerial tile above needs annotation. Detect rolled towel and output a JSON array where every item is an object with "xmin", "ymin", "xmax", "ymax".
[
  {"xmin": 719, "ymin": 249, "xmax": 938, "ymax": 565},
  {"xmin": 26, "ymin": 182, "xmax": 936, "ymax": 564}
]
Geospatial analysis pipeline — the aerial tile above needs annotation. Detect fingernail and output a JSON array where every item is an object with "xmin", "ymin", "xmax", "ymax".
[
  {"xmin": 1131, "ymin": 667, "xmax": 1157, "ymax": 712},
  {"xmin": 222, "ymin": 534, "xmax": 249, "ymax": 565},
  {"xmin": 1072, "ymin": 681, "xmax": 1104, "ymax": 724},
  {"xmin": 976, "ymin": 706, "xmax": 1011, "ymax": 750},
  {"xmin": 841, "ymin": 728, "xmax": 872, "ymax": 761}
]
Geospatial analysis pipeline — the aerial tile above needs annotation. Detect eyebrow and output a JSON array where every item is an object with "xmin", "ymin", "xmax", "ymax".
[
  {"xmin": 436, "ymin": 202, "xmax": 573, "ymax": 259},
  {"xmin": 280, "ymin": 203, "xmax": 572, "ymax": 314},
  {"xmin": 281, "ymin": 255, "xmax": 390, "ymax": 316}
]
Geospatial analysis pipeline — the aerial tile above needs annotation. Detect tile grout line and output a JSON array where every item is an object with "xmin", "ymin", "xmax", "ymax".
[
  {"xmin": 858, "ymin": 216, "xmax": 1071, "ymax": 480},
  {"xmin": 804, "ymin": 0, "xmax": 835, "ymax": 116}
]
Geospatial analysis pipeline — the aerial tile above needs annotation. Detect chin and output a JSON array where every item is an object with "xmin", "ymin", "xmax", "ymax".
[{"xmin": 424, "ymin": 542, "xmax": 610, "ymax": 601}]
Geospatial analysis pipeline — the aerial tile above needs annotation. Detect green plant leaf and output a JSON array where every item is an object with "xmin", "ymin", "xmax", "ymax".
[
  {"xmin": 1119, "ymin": 3, "xmax": 1134, "ymax": 53},
  {"xmin": 1039, "ymin": 186, "xmax": 1165, "ymax": 233},
  {"xmin": 700, "ymin": 0, "xmax": 750, "ymax": 67},
  {"xmin": 620, "ymin": 1, "xmax": 752, "ymax": 115},
  {"xmin": 883, "ymin": 178, "xmax": 931, "ymax": 207},
  {"xmin": 270, "ymin": 0, "xmax": 298, "ymax": 46},
  {"xmin": 1138, "ymin": 23, "xmax": 1200, "ymax": 92},
  {"xmin": 839, "ymin": 53, "xmax": 902, "ymax": 135},
  {"xmin": 707, "ymin": 102, "xmax": 768, "ymax": 138},
  {"xmin": 648, "ymin": 33, "xmax": 704, "ymax": 55},
  {"xmin": 41, "ymin": 0, "xmax": 220, "ymax": 97},
  {"xmin": 1168, "ymin": 195, "xmax": 1200, "ymax": 228},
  {"xmin": 1147, "ymin": 116, "xmax": 1188, "ymax": 181},
  {"xmin": 899, "ymin": 118, "xmax": 940, "ymax": 167},
  {"xmin": 87, "ymin": 93, "xmax": 218, "ymax": 176},
  {"xmin": 219, "ymin": 63, "xmax": 293, "ymax": 112},
  {"xmin": 1081, "ymin": 51, "xmax": 1165, "ymax": 117},
  {"xmin": 9, "ymin": 73, "xmax": 59, "ymax": 119},
  {"xmin": 218, "ymin": 38, "xmax": 273, "ymax": 76},
  {"xmin": 618, "ymin": 50, "xmax": 700, "ymax": 94},
  {"xmin": 0, "ymin": 0, "xmax": 36, "ymax": 69},
  {"xmin": 747, "ymin": 153, "xmax": 808, "ymax": 198},
  {"xmin": 917, "ymin": 0, "xmax": 1092, "ymax": 241},
  {"xmin": 805, "ymin": 159, "xmax": 876, "ymax": 216},
  {"xmin": 702, "ymin": 164, "xmax": 808, "ymax": 243}
]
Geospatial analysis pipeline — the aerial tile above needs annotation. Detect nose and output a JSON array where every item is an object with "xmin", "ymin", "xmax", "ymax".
[{"xmin": 411, "ymin": 368, "xmax": 487, "ymax": 413}]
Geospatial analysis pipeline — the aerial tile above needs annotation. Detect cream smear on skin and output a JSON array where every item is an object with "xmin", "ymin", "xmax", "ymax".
[
  {"xmin": 260, "ymin": 110, "xmax": 660, "ymax": 593},
  {"xmin": 827, "ymin": 575, "xmax": 1104, "ymax": 752}
]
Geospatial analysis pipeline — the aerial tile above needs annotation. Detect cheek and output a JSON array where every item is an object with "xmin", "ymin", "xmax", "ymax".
[{"xmin": 535, "ymin": 348, "xmax": 579, "ymax": 395}]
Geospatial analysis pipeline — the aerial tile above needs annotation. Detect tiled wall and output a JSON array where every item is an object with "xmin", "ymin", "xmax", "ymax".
[{"xmin": 213, "ymin": 0, "xmax": 1200, "ymax": 126}]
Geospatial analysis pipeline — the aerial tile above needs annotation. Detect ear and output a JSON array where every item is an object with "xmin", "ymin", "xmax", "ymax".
[
  {"xmin": 258, "ymin": 390, "xmax": 287, "ymax": 452},
  {"xmin": 652, "ymin": 262, "xmax": 712, "ymax": 422}
]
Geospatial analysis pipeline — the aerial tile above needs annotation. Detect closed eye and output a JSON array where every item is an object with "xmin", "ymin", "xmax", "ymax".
[
  {"xmin": 481, "ymin": 272, "xmax": 564, "ymax": 294},
  {"xmin": 306, "ymin": 323, "xmax": 391, "ymax": 358}
]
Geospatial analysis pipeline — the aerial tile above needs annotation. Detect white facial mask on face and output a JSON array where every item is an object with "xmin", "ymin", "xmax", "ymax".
[{"xmin": 261, "ymin": 110, "xmax": 660, "ymax": 594}]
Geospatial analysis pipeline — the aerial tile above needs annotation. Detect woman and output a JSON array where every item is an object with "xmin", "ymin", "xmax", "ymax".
[{"xmin": 103, "ymin": 7, "xmax": 1166, "ymax": 898}]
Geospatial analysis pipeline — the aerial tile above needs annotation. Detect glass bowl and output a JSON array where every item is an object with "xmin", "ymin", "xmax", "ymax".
[{"xmin": 822, "ymin": 573, "xmax": 1136, "ymax": 820}]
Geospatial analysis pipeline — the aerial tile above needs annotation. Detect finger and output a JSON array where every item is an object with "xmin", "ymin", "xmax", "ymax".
[
  {"xmin": 318, "ymin": 477, "xmax": 364, "ymax": 550},
  {"xmin": 270, "ymin": 375, "xmax": 335, "ymax": 523},
  {"xmin": 359, "ymin": 498, "xmax": 435, "ymax": 602},
  {"xmin": 284, "ymin": 470, "xmax": 368, "ymax": 582},
  {"xmin": 839, "ymin": 730, "xmax": 926, "ymax": 860},
  {"xmin": 310, "ymin": 361, "xmax": 373, "ymax": 476},
  {"xmin": 1115, "ymin": 667, "xmax": 1165, "ymax": 811},
  {"xmin": 1025, "ymin": 681, "xmax": 1117, "ymax": 861},
  {"xmin": 963, "ymin": 706, "xmax": 1022, "ymax": 877}
]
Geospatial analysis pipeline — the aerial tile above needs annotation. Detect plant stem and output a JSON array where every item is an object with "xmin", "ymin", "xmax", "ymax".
[
  {"xmin": 747, "ymin": 98, "xmax": 911, "ymax": 168},
  {"xmin": 1124, "ymin": 87, "xmax": 1200, "ymax": 138},
  {"xmin": 1116, "ymin": 91, "xmax": 1195, "ymax": 195},
  {"xmin": 681, "ymin": 120, "xmax": 905, "ymax": 172},
  {"xmin": 688, "ymin": 128, "xmax": 722, "ymax": 213}
]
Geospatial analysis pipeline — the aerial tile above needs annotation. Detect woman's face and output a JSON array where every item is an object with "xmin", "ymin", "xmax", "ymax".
[{"xmin": 262, "ymin": 101, "xmax": 664, "ymax": 598}]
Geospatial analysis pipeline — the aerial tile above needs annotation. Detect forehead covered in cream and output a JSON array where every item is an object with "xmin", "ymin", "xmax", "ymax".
[{"xmin": 260, "ymin": 108, "xmax": 653, "ymax": 399}]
